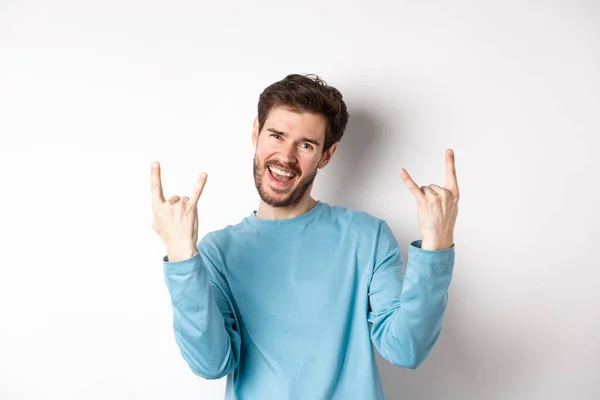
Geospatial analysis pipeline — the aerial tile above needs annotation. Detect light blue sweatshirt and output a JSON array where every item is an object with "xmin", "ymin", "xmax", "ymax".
[{"xmin": 162, "ymin": 201, "xmax": 455, "ymax": 399}]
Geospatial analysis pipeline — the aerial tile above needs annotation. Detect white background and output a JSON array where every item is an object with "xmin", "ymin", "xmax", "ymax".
[{"xmin": 1, "ymin": 1, "xmax": 599, "ymax": 399}]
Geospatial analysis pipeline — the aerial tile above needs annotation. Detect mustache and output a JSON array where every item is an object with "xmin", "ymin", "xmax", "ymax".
[{"xmin": 264, "ymin": 161, "xmax": 300, "ymax": 175}]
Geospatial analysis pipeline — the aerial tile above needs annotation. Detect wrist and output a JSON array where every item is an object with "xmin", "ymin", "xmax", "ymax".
[
  {"xmin": 166, "ymin": 244, "xmax": 198, "ymax": 262},
  {"xmin": 421, "ymin": 240, "xmax": 452, "ymax": 251}
]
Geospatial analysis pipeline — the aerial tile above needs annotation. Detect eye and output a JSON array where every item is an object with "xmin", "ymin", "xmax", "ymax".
[
  {"xmin": 270, "ymin": 134, "xmax": 282, "ymax": 139},
  {"xmin": 300, "ymin": 143, "xmax": 313, "ymax": 150}
]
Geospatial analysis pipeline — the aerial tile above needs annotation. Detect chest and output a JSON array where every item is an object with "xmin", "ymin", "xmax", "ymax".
[{"xmin": 222, "ymin": 232, "xmax": 372, "ymax": 332}]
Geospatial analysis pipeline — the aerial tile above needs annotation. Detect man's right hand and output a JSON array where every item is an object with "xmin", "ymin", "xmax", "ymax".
[{"xmin": 150, "ymin": 161, "xmax": 208, "ymax": 262}]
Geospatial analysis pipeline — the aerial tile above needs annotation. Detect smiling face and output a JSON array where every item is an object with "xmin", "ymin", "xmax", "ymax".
[{"xmin": 252, "ymin": 106, "xmax": 337, "ymax": 208}]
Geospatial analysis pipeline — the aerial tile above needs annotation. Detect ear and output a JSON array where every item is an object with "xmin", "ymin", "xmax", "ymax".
[
  {"xmin": 318, "ymin": 142, "xmax": 338, "ymax": 169},
  {"xmin": 252, "ymin": 116, "xmax": 259, "ymax": 147}
]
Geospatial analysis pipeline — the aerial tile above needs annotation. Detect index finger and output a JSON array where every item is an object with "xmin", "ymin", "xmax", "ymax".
[
  {"xmin": 188, "ymin": 172, "xmax": 208, "ymax": 209},
  {"xmin": 444, "ymin": 149, "xmax": 459, "ymax": 194},
  {"xmin": 151, "ymin": 161, "xmax": 166, "ymax": 208},
  {"xmin": 399, "ymin": 168, "xmax": 427, "ymax": 203}
]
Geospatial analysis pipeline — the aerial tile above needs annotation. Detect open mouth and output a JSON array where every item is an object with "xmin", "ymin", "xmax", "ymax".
[{"xmin": 267, "ymin": 166, "xmax": 298, "ymax": 186}]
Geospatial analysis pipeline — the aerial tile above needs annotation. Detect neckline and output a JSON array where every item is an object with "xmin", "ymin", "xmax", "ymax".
[{"xmin": 245, "ymin": 200, "xmax": 326, "ymax": 230}]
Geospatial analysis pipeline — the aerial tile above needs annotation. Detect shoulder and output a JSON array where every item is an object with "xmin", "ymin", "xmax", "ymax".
[
  {"xmin": 194, "ymin": 222, "xmax": 245, "ymax": 275},
  {"xmin": 322, "ymin": 203, "xmax": 399, "ymax": 257},
  {"xmin": 323, "ymin": 202, "xmax": 384, "ymax": 226},
  {"xmin": 198, "ymin": 221, "xmax": 243, "ymax": 252},
  {"xmin": 320, "ymin": 202, "xmax": 387, "ymax": 239}
]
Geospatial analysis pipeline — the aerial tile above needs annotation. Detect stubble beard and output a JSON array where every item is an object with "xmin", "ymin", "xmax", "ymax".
[{"xmin": 253, "ymin": 154, "xmax": 318, "ymax": 208}]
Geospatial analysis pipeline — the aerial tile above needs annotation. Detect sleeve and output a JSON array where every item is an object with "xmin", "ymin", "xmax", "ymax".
[
  {"xmin": 367, "ymin": 220, "xmax": 455, "ymax": 369},
  {"xmin": 162, "ymin": 236, "xmax": 242, "ymax": 380}
]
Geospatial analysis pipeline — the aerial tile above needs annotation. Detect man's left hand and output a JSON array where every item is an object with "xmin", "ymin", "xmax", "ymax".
[{"xmin": 399, "ymin": 149, "xmax": 460, "ymax": 251}]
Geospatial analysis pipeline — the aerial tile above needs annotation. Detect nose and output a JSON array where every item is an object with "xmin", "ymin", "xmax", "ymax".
[{"xmin": 278, "ymin": 142, "xmax": 298, "ymax": 165}]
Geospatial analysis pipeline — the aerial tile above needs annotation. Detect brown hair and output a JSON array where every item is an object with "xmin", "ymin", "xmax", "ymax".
[{"xmin": 257, "ymin": 74, "xmax": 349, "ymax": 153}]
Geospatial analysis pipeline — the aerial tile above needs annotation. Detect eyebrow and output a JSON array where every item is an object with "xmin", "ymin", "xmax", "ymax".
[{"xmin": 266, "ymin": 128, "xmax": 322, "ymax": 147}]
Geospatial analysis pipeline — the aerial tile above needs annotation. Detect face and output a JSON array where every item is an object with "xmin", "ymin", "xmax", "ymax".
[{"xmin": 252, "ymin": 106, "xmax": 337, "ymax": 208}]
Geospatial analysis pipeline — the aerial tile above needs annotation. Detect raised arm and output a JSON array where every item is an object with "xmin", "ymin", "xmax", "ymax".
[
  {"xmin": 368, "ymin": 149, "xmax": 459, "ymax": 368},
  {"xmin": 367, "ymin": 220, "xmax": 454, "ymax": 369},
  {"xmin": 151, "ymin": 161, "xmax": 241, "ymax": 379},
  {"xmin": 163, "ymin": 238, "xmax": 242, "ymax": 379}
]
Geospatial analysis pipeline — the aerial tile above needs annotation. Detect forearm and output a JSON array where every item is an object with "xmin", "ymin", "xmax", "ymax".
[
  {"xmin": 370, "ymin": 240, "xmax": 454, "ymax": 369},
  {"xmin": 164, "ymin": 252, "xmax": 240, "ymax": 379},
  {"xmin": 383, "ymin": 278, "xmax": 450, "ymax": 368}
]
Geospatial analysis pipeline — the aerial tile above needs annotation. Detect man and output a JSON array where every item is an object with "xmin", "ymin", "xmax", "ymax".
[{"xmin": 151, "ymin": 74, "xmax": 459, "ymax": 399}]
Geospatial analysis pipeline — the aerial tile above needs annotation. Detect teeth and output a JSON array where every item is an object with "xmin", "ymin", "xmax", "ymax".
[{"xmin": 269, "ymin": 167, "xmax": 294, "ymax": 178}]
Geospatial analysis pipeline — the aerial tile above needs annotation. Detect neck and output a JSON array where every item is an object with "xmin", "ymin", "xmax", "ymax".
[{"xmin": 255, "ymin": 195, "xmax": 318, "ymax": 220}]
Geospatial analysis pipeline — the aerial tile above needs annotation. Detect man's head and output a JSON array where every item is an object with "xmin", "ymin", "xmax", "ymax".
[{"xmin": 252, "ymin": 74, "xmax": 349, "ymax": 208}]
